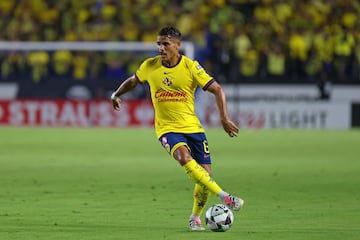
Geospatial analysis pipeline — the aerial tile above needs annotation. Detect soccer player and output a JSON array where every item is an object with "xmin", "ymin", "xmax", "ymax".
[{"xmin": 111, "ymin": 26, "xmax": 244, "ymax": 231}]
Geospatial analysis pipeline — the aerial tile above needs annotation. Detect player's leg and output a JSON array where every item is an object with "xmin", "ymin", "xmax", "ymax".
[
  {"xmin": 160, "ymin": 133, "xmax": 207, "ymax": 230},
  {"xmin": 189, "ymin": 183, "xmax": 210, "ymax": 230},
  {"xmin": 191, "ymin": 183, "xmax": 210, "ymax": 217},
  {"xmin": 172, "ymin": 145, "xmax": 222, "ymax": 195},
  {"xmin": 180, "ymin": 133, "xmax": 244, "ymax": 212},
  {"xmin": 187, "ymin": 141, "xmax": 212, "ymax": 224},
  {"xmin": 190, "ymin": 163, "xmax": 211, "ymax": 220},
  {"xmin": 159, "ymin": 133, "xmax": 244, "ymax": 211},
  {"xmin": 160, "ymin": 132, "xmax": 213, "ymax": 206},
  {"xmin": 175, "ymin": 146, "xmax": 243, "ymax": 209}
]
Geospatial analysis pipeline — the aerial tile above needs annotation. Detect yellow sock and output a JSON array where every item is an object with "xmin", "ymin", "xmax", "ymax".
[
  {"xmin": 192, "ymin": 183, "xmax": 210, "ymax": 216},
  {"xmin": 182, "ymin": 159, "xmax": 222, "ymax": 195}
]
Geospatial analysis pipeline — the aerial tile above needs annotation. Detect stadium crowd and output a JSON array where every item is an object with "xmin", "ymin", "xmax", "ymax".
[{"xmin": 0, "ymin": 0, "xmax": 359, "ymax": 98}]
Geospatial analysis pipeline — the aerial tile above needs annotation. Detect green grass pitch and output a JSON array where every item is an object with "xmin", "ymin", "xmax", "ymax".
[{"xmin": 0, "ymin": 127, "xmax": 359, "ymax": 240}]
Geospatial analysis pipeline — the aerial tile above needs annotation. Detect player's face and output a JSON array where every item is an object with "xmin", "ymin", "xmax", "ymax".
[{"xmin": 157, "ymin": 35, "xmax": 180, "ymax": 65}]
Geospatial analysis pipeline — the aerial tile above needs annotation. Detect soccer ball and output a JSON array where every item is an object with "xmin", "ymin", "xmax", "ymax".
[{"xmin": 205, "ymin": 204, "xmax": 234, "ymax": 232}]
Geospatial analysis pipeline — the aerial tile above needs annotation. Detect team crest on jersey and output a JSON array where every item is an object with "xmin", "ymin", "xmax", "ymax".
[
  {"xmin": 163, "ymin": 77, "xmax": 173, "ymax": 86},
  {"xmin": 196, "ymin": 65, "xmax": 203, "ymax": 70}
]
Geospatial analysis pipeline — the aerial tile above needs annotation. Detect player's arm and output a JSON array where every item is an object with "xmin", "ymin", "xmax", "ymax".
[
  {"xmin": 111, "ymin": 75, "xmax": 139, "ymax": 111},
  {"xmin": 206, "ymin": 81, "xmax": 239, "ymax": 137}
]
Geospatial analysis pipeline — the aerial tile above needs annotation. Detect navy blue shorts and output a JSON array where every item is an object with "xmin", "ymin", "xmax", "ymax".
[{"xmin": 159, "ymin": 132, "xmax": 211, "ymax": 164}]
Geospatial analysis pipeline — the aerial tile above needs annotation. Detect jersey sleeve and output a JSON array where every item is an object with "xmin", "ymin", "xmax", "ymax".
[
  {"xmin": 191, "ymin": 60, "xmax": 214, "ymax": 90},
  {"xmin": 135, "ymin": 59, "xmax": 149, "ymax": 83}
]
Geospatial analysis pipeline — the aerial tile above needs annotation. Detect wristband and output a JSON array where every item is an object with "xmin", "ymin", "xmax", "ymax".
[{"xmin": 111, "ymin": 92, "xmax": 119, "ymax": 101}]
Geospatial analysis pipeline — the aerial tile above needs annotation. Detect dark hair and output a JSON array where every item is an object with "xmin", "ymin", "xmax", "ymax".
[{"xmin": 158, "ymin": 26, "xmax": 181, "ymax": 40}]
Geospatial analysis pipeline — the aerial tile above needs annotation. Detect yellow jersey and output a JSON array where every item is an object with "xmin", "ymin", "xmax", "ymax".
[{"xmin": 135, "ymin": 55, "xmax": 214, "ymax": 138}]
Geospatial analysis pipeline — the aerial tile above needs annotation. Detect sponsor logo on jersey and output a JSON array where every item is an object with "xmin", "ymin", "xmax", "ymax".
[{"xmin": 155, "ymin": 88, "xmax": 187, "ymax": 102}]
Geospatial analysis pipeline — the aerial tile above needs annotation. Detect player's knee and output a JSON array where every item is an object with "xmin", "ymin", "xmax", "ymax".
[{"xmin": 173, "ymin": 146, "xmax": 192, "ymax": 166}]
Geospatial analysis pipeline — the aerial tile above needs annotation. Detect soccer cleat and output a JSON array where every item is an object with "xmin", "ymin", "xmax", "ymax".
[
  {"xmin": 223, "ymin": 194, "xmax": 244, "ymax": 211},
  {"xmin": 189, "ymin": 217, "xmax": 205, "ymax": 231}
]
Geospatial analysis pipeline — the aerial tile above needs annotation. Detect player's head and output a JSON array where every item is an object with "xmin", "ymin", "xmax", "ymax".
[
  {"xmin": 157, "ymin": 26, "xmax": 182, "ymax": 65},
  {"xmin": 158, "ymin": 26, "xmax": 182, "ymax": 41}
]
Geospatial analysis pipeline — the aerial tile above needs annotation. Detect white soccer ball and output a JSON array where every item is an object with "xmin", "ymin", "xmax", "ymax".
[{"xmin": 205, "ymin": 204, "xmax": 234, "ymax": 232}]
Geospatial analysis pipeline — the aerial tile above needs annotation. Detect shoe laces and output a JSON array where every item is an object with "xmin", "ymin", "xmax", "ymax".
[{"xmin": 189, "ymin": 217, "xmax": 204, "ymax": 230}]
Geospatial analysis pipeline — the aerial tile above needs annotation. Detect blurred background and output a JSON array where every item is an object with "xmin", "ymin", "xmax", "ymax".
[{"xmin": 0, "ymin": 0, "xmax": 359, "ymax": 128}]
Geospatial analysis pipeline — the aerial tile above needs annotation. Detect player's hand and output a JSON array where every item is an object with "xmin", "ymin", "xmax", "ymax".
[
  {"xmin": 111, "ymin": 97, "xmax": 122, "ymax": 111},
  {"xmin": 221, "ymin": 118, "xmax": 239, "ymax": 137}
]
